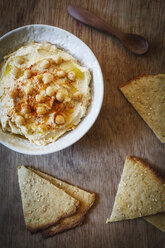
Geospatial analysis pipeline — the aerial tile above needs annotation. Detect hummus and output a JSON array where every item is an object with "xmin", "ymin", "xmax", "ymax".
[{"xmin": 0, "ymin": 42, "xmax": 91, "ymax": 145}]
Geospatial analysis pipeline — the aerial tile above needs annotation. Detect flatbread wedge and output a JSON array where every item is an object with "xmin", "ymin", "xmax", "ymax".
[
  {"xmin": 18, "ymin": 166, "xmax": 79, "ymax": 233},
  {"xmin": 106, "ymin": 156, "xmax": 165, "ymax": 223},
  {"xmin": 120, "ymin": 74, "xmax": 165, "ymax": 143},
  {"xmin": 144, "ymin": 213, "xmax": 165, "ymax": 232},
  {"xmin": 30, "ymin": 168, "xmax": 95, "ymax": 238}
]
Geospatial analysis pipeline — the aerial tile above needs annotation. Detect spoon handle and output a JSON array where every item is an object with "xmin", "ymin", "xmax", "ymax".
[{"xmin": 68, "ymin": 5, "xmax": 122, "ymax": 39}]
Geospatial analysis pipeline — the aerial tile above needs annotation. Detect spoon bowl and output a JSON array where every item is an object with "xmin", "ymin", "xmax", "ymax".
[{"xmin": 120, "ymin": 33, "xmax": 149, "ymax": 55}]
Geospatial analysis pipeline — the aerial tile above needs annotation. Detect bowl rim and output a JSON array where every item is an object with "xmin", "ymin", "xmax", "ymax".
[{"xmin": 0, "ymin": 24, "xmax": 104, "ymax": 155}]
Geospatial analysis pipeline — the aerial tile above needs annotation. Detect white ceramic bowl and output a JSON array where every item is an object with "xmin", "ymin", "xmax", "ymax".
[{"xmin": 0, "ymin": 25, "xmax": 104, "ymax": 155}]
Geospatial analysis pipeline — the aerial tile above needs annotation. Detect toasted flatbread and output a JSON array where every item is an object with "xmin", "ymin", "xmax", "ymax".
[
  {"xmin": 18, "ymin": 166, "xmax": 79, "ymax": 233},
  {"xmin": 144, "ymin": 213, "xmax": 165, "ymax": 232},
  {"xmin": 106, "ymin": 156, "xmax": 165, "ymax": 223},
  {"xmin": 120, "ymin": 74, "xmax": 165, "ymax": 143},
  {"xmin": 30, "ymin": 168, "xmax": 95, "ymax": 238}
]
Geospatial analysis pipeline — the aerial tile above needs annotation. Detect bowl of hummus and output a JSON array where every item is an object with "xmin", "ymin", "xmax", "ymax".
[{"xmin": 0, "ymin": 25, "xmax": 104, "ymax": 154}]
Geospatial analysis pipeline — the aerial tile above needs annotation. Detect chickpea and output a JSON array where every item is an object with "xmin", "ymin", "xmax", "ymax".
[
  {"xmin": 24, "ymin": 85, "xmax": 33, "ymax": 95},
  {"xmin": 40, "ymin": 60, "xmax": 50, "ymax": 69},
  {"xmin": 36, "ymin": 94, "xmax": 46, "ymax": 103},
  {"xmin": 10, "ymin": 88, "xmax": 18, "ymax": 98},
  {"xmin": 21, "ymin": 105, "xmax": 31, "ymax": 115},
  {"xmin": 68, "ymin": 71, "xmax": 75, "ymax": 81},
  {"xmin": 15, "ymin": 56, "xmax": 24, "ymax": 65},
  {"xmin": 57, "ymin": 70, "xmax": 66, "ymax": 78},
  {"xmin": 46, "ymin": 86, "xmax": 56, "ymax": 97},
  {"xmin": 56, "ymin": 88, "xmax": 68, "ymax": 102},
  {"xmin": 11, "ymin": 66, "xmax": 21, "ymax": 78},
  {"xmin": 43, "ymin": 73, "xmax": 54, "ymax": 84},
  {"xmin": 36, "ymin": 106, "xmax": 47, "ymax": 115},
  {"xmin": 24, "ymin": 70, "xmax": 32, "ymax": 79},
  {"xmin": 56, "ymin": 91, "xmax": 64, "ymax": 102},
  {"xmin": 54, "ymin": 56, "xmax": 62, "ymax": 64},
  {"xmin": 15, "ymin": 115, "xmax": 25, "ymax": 125},
  {"xmin": 55, "ymin": 115, "xmax": 65, "ymax": 125}
]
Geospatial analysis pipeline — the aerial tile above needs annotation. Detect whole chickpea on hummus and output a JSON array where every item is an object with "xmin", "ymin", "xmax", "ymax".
[{"xmin": 0, "ymin": 42, "xmax": 91, "ymax": 145}]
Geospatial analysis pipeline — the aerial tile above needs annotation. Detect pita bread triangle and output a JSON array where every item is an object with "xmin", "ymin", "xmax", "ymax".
[
  {"xmin": 29, "ymin": 168, "xmax": 95, "ymax": 238},
  {"xmin": 106, "ymin": 156, "xmax": 165, "ymax": 223},
  {"xmin": 18, "ymin": 166, "xmax": 79, "ymax": 232},
  {"xmin": 120, "ymin": 74, "xmax": 165, "ymax": 143}
]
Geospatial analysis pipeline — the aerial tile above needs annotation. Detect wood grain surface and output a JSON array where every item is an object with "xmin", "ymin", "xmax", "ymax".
[{"xmin": 0, "ymin": 0, "xmax": 165, "ymax": 247}]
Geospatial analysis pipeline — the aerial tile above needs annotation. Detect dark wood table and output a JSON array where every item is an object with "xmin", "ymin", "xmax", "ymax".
[{"xmin": 0, "ymin": 1, "xmax": 165, "ymax": 247}]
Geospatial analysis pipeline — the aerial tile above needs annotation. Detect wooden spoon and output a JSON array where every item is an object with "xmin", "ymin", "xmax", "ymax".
[{"xmin": 68, "ymin": 5, "xmax": 149, "ymax": 55}]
